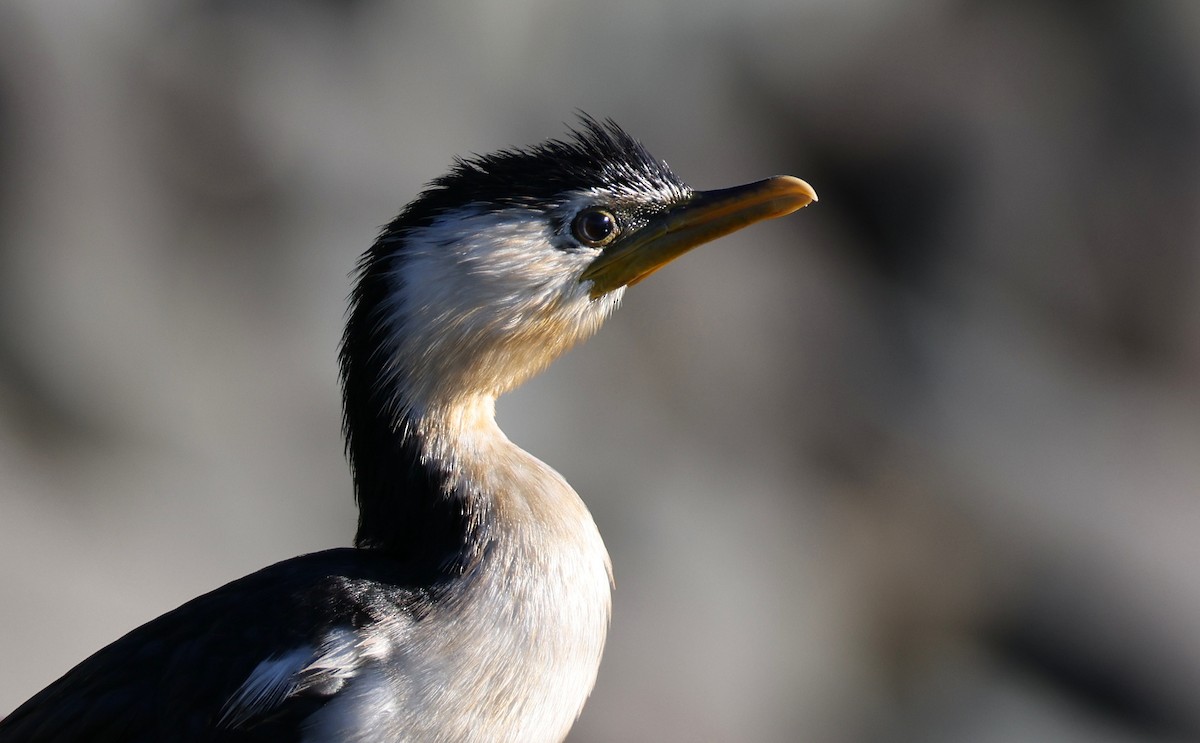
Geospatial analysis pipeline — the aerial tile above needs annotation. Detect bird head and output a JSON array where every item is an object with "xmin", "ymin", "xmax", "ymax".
[{"xmin": 342, "ymin": 117, "xmax": 816, "ymax": 427}]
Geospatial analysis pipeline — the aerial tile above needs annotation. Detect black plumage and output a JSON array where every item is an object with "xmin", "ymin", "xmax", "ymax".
[
  {"xmin": 0, "ymin": 551, "xmax": 431, "ymax": 741},
  {"xmin": 400, "ymin": 116, "xmax": 686, "ymax": 219}
]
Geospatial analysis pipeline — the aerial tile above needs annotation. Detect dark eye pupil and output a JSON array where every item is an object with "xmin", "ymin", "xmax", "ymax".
[{"xmin": 574, "ymin": 210, "xmax": 615, "ymax": 245}]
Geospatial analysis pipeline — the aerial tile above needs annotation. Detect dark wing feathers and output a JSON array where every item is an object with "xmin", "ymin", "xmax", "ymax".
[{"xmin": 0, "ymin": 549, "xmax": 425, "ymax": 742}]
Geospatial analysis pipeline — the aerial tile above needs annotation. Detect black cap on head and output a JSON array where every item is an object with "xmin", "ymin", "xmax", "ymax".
[{"xmin": 392, "ymin": 115, "xmax": 691, "ymax": 228}]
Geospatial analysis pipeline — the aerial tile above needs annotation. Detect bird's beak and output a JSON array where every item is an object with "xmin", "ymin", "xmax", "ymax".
[{"xmin": 580, "ymin": 175, "xmax": 817, "ymax": 298}]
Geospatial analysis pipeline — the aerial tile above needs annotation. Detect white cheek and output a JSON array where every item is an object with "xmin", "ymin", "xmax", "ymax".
[
  {"xmin": 382, "ymin": 208, "xmax": 621, "ymax": 407},
  {"xmin": 400, "ymin": 211, "xmax": 590, "ymax": 329}
]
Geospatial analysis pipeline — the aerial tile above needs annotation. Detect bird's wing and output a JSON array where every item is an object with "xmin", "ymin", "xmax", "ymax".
[
  {"xmin": 216, "ymin": 647, "xmax": 320, "ymax": 729},
  {"xmin": 217, "ymin": 623, "xmax": 393, "ymax": 730},
  {"xmin": 0, "ymin": 549, "xmax": 423, "ymax": 743}
]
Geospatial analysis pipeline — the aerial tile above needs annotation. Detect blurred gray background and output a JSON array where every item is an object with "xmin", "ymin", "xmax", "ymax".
[{"xmin": 2, "ymin": 1, "xmax": 1199, "ymax": 741}]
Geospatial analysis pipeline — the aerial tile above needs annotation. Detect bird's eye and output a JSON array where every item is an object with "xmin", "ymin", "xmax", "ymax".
[{"xmin": 572, "ymin": 209, "xmax": 618, "ymax": 247}]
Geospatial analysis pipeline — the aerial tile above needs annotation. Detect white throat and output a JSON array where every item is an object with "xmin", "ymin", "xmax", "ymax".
[{"xmin": 407, "ymin": 393, "xmax": 614, "ymax": 742}]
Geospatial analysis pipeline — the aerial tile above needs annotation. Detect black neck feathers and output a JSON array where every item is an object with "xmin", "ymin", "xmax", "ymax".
[{"xmin": 338, "ymin": 233, "xmax": 488, "ymax": 579}]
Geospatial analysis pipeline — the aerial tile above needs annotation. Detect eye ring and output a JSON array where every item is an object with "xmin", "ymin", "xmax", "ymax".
[{"xmin": 571, "ymin": 208, "xmax": 618, "ymax": 247}]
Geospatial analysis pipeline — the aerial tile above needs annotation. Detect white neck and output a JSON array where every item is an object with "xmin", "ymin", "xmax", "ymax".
[{"xmin": 406, "ymin": 396, "xmax": 614, "ymax": 742}]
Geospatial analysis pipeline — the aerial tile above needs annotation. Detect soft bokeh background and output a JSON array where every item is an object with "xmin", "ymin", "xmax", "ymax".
[{"xmin": 2, "ymin": 1, "xmax": 1199, "ymax": 740}]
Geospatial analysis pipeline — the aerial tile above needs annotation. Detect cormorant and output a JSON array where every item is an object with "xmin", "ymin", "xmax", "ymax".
[{"xmin": 0, "ymin": 117, "xmax": 815, "ymax": 742}]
